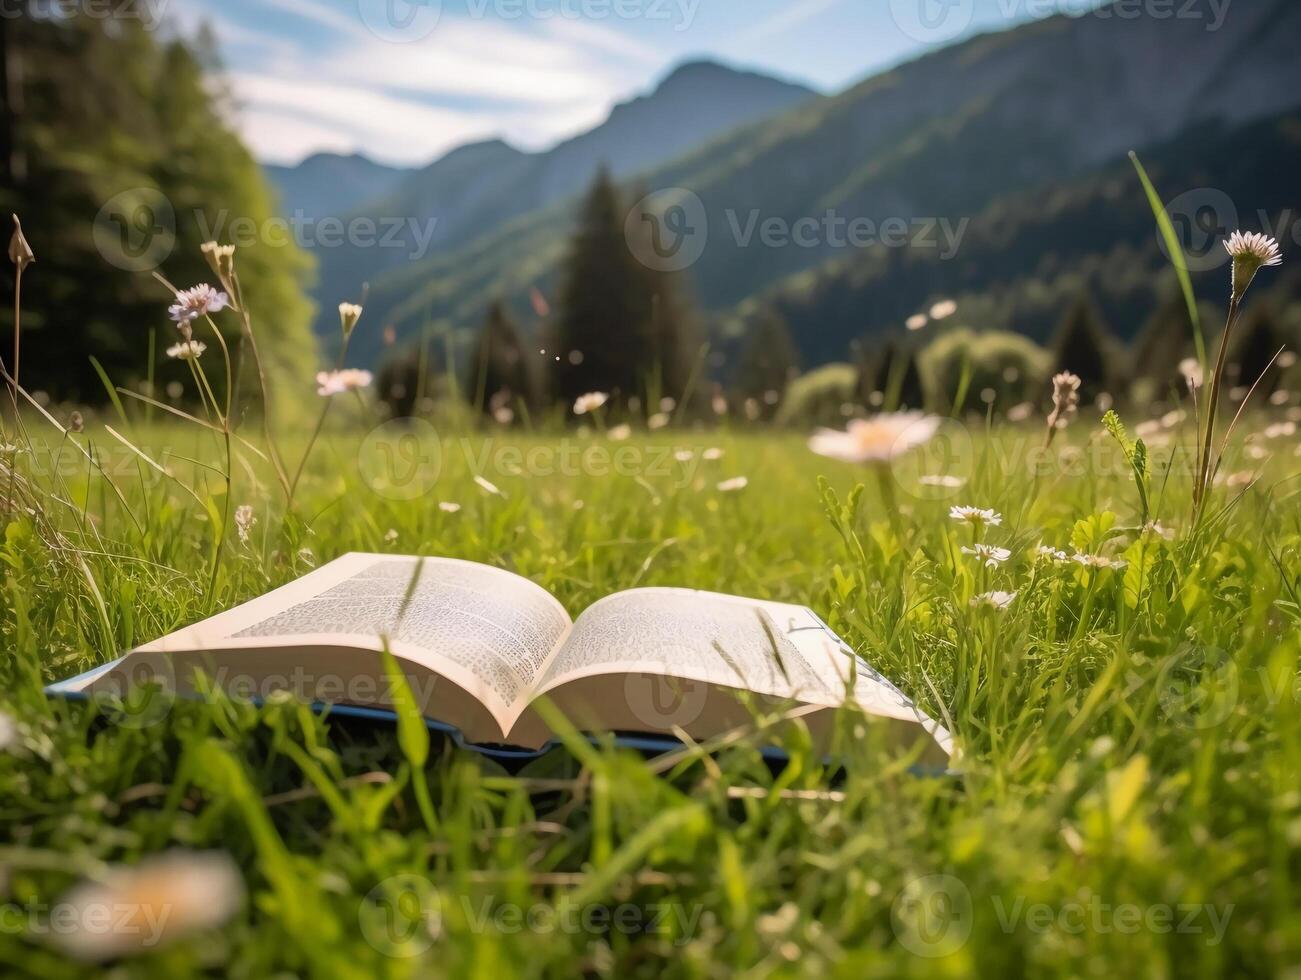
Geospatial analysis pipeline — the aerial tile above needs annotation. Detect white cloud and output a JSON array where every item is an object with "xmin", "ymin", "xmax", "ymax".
[{"xmin": 729, "ymin": 0, "xmax": 846, "ymax": 49}]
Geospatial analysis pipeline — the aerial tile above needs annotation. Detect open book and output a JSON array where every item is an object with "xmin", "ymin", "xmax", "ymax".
[{"xmin": 54, "ymin": 553, "xmax": 952, "ymax": 764}]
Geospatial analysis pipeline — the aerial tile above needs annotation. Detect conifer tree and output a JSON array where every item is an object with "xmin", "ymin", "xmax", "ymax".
[
  {"xmin": 734, "ymin": 308, "xmax": 799, "ymax": 416},
  {"xmin": 1050, "ymin": 296, "xmax": 1115, "ymax": 404},
  {"xmin": 858, "ymin": 336, "xmax": 925, "ymax": 411},
  {"xmin": 553, "ymin": 170, "xmax": 696, "ymax": 410},
  {"xmin": 1228, "ymin": 305, "xmax": 1287, "ymax": 395},
  {"xmin": 467, "ymin": 300, "xmax": 535, "ymax": 416}
]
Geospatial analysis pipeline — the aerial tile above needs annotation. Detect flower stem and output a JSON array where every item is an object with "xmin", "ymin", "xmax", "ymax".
[{"xmin": 1193, "ymin": 296, "xmax": 1240, "ymax": 522}]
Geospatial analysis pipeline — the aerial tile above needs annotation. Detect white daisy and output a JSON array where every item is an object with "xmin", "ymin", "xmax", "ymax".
[
  {"xmin": 1225, "ymin": 231, "xmax": 1283, "ymax": 299},
  {"xmin": 1071, "ymin": 553, "xmax": 1127, "ymax": 571},
  {"xmin": 919, "ymin": 474, "xmax": 964, "ymax": 489},
  {"xmin": 648, "ymin": 412, "xmax": 670, "ymax": 430},
  {"xmin": 808, "ymin": 412, "xmax": 941, "ymax": 465},
  {"xmin": 572, "ymin": 392, "xmax": 609, "ymax": 416},
  {"xmin": 702, "ymin": 447, "xmax": 725, "ymax": 461},
  {"xmin": 50, "ymin": 851, "xmax": 243, "ymax": 962},
  {"xmin": 607, "ymin": 424, "xmax": 632, "ymax": 441},
  {"xmin": 384, "ymin": 528, "xmax": 399, "ymax": 543},
  {"xmin": 474, "ymin": 475, "xmax": 502, "ymax": 497},
  {"xmin": 961, "ymin": 543, "xmax": 1012, "ymax": 568},
  {"xmin": 929, "ymin": 299, "xmax": 957, "ymax": 320},
  {"xmin": 971, "ymin": 591, "xmax": 1017, "ymax": 610},
  {"xmin": 1034, "ymin": 545, "xmax": 1069, "ymax": 562},
  {"xmin": 716, "ymin": 477, "xmax": 748, "ymax": 493},
  {"xmin": 316, "ymin": 369, "xmax": 372, "ymax": 397},
  {"xmin": 439, "ymin": 502, "xmax": 461, "ymax": 513},
  {"xmin": 906, "ymin": 313, "xmax": 928, "ymax": 331},
  {"xmin": 949, "ymin": 506, "xmax": 1003, "ymax": 528}
]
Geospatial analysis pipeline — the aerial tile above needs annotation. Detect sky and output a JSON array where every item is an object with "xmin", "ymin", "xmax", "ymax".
[{"xmin": 170, "ymin": 0, "xmax": 1094, "ymax": 167}]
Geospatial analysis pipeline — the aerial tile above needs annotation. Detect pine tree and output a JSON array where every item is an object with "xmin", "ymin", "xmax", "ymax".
[
  {"xmin": 734, "ymin": 308, "xmax": 799, "ymax": 416},
  {"xmin": 1132, "ymin": 290, "xmax": 1196, "ymax": 394},
  {"xmin": 553, "ymin": 170, "xmax": 696, "ymax": 410},
  {"xmin": 1050, "ymin": 296, "xmax": 1115, "ymax": 404},
  {"xmin": 467, "ymin": 300, "xmax": 535, "ymax": 416}
]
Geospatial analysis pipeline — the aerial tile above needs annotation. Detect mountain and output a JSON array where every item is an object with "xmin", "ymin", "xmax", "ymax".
[
  {"xmin": 304, "ymin": 60, "xmax": 817, "ymax": 342},
  {"xmin": 342, "ymin": 0, "xmax": 1301, "ymax": 369},
  {"xmin": 264, "ymin": 152, "xmax": 411, "ymax": 221}
]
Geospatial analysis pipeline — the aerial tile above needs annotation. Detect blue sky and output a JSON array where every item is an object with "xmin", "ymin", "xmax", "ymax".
[{"xmin": 172, "ymin": 0, "xmax": 1092, "ymax": 166}]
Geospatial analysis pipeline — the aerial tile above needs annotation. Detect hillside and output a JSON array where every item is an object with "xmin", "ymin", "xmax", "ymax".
[
  {"xmin": 303, "ymin": 60, "xmax": 817, "ymax": 343},
  {"xmin": 265, "ymin": 152, "xmax": 411, "ymax": 222},
  {"xmin": 343, "ymin": 0, "xmax": 1301, "ymax": 369}
]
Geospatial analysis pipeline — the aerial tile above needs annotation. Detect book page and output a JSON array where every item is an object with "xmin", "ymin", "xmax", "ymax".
[
  {"xmin": 534, "ymin": 589, "xmax": 840, "ymax": 704},
  {"xmin": 127, "ymin": 553, "xmax": 572, "ymax": 725}
]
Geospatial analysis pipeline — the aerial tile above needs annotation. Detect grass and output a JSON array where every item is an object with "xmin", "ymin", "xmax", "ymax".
[{"xmin": 1, "ymin": 411, "xmax": 1299, "ymax": 978}]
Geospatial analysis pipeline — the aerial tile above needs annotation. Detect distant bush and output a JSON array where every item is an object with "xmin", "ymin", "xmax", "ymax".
[
  {"xmin": 774, "ymin": 363, "xmax": 858, "ymax": 427},
  {"xmin": 918, "ymin": 328, "xmax": 1052, "ymax": 413}
]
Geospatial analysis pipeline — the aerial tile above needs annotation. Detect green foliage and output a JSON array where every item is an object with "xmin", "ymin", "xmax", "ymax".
[
  {"xmin": 0, "ymin": 413, "xmax": 1299, "ymax": 975},
  {"xmin": 0, "ymin": 13, "xmax": 317, "ymax": 408},
  {"xmin": 467, "ymin": 300, "xmax": 538, "ymax": 416},
  {"xmin": 551, "ymin": 170, "xmax": 695, "ymax": 410},
  {"xmin": 917, "ymin": 327, "xmax": 1051, "ymax": 413},
  {"xmin": 773, "ymin": 363, "xmax": 857, "ymax": 427},
  {"xmin": 732, "ymin": 308, "xmax": 799, "ymax": 417}
]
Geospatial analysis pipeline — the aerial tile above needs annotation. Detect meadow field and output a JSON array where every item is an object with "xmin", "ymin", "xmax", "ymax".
[{"xmin": 0, "ymin": 404, "xmax": 1298, "ymax": 977}]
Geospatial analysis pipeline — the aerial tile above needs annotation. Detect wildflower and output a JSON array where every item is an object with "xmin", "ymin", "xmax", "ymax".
[
  {"xmin": 962, "ymin": 543, "xmax": 1011, "ymax": 568},
  {"xmin": 0, "ymin": 709, "xmax": 15, "ymax": 752},
  {"xmin": 1160, "ymin": 409, "xmax": 1187, "ymax": 428},
  {"xmin": 1180, "ymin": 358, "xmax": 1204, "ymax": 390},
  {"xmin": 68, "ymin": 411, "xmax": 84, "ymax": 433},
  {"xmin": 297, "ymin": 547, "xmax": 315, "ymax": 566},
  {"xmin": 808, "ymin": 412, "xmax": 941, "ymax": 464},
  {"xmin": 717, "ymin": 477, "xmax": 748, "ymax": 493},
  {"xmin": 573, "ymin": 392, "xmax": 609, "ymax": 416},
  {"xmin": 906, "ymin": 313, "xmax": 928, "ymax": 331},
  {"xmin": 1224, "ymin": 231, "xmax": 1282, "ymax": 301},
  {"xmin": 338, "ymin": 302, "xmax": 363, "ymax": 338},
  {"xmin": 971, "ymin": 591, "xmax": 1017, "ymax": 610},
  {"xmin": 493, "ymin": 405, "xmax": 514, "ymax": 425},
  {"xmin": 648, "ymin": 412, "xmax": 670, "ymax": 430},
  {"xmin": 1263, "ymin": 421, "xmax": 1296, "ymax": 439},
  {"xmin": 949, "ymin": 506, "xmax": 1003, "ymax": 528},
  {"xmin": 1142, "ymin": 521, "xmax": 1174, "ymax": 540},
  {"xmin": 674, "ymin": 449, "xmax": 694, "ymax": 463},
  {"xmin": 660, "ymin": 397, "xmax": 676, "ymax": 413},
  {"xmin": 1006, "ymin": 402, "xmax": 1034, "ymax": 423},
  {"xmin": 50, "ymin": 851, "xmax": 243, "ymax": 962},
  {"xmin": 9, "ymin": 214, "xmax": 34, "ymax": 271},
  {"xmin": 200, "ymin": 241, "xmax": 236, "ymax": 284},
  {"xmin": 607, "ymin": 424, "xmax": 632, "ymax": 441},
  {"xmin": 316, "ymin": 369, "xmax": 372, "ymax": 396},
  {"xmin": 920, "ymin": 474, "xmax": 964, "ymax": 489},
  {"xmin": 1034, "ymin": 545, "xmax": 1069, "ymax": 562},
  {"xmin": 702, "ymin": 447, "xmax": 725, "ymax": 461},
  {"xmin": 474, "ymin": 475, "xmax": 502, "ymax": 497},
  {"xmin": 1047, "ymin": 372, "xmax": 1081, "ymax": 432},
  {"xmin": 384, "ymin": 528, "xmax": 399, "ymax": 543},
  {"xmin": 929, "ymin": 299, "xmax": 957, "ymax": 320},
  {"xmin": 1071, "ymin": 552, "xmax": 1127, "ymax": 571},
  {"xmin": 168, "ymin": 284, "xmax": 228, "ymax": 325},
  {"xmin": 234, "ymin": 505, "xmax": 255, "ymax": 544},
  {"xmin": 439, "ymin": 501, "xmax": 461, "ymax": 513},
  {"xmin": 711, "ymin": 392, "xmax": 728, "ymax": 416},
  {"xmin": 166, "ymin": 340, "xmax": 206, "ymax": 361}
]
